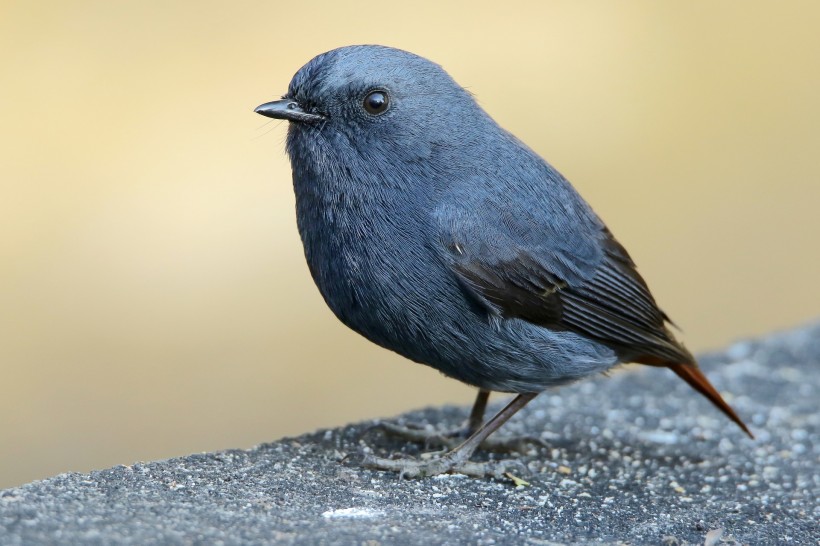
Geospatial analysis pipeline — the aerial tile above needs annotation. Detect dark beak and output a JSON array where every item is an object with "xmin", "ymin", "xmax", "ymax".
[{"xmin": 254, "ymin": 99, "xmax": 326, "ymax": 123}]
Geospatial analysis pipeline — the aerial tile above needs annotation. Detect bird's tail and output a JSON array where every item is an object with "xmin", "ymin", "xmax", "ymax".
[{"xmin": 669, "ymin": 363, "xmax": 754, "ymax": 439}]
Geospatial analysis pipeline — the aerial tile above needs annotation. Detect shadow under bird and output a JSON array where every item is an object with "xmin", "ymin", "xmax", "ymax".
[{"xmin": 255, "ymin": 45, "xmax": 753, "ymax": 478}]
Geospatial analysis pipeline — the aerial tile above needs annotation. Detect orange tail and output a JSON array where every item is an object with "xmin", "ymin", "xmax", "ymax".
[{"xmin": 669, "ymin": 363, "xmax": 754, "ymax": 439}]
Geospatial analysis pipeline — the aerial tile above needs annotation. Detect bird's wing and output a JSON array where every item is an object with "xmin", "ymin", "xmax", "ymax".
[
  {"xmin": 433, "ymin": 165, "xmax": 753, "ymax": 437},
  {"xmin": 435, "ymin": 198, "xmax": 693, "ymax": 366}
]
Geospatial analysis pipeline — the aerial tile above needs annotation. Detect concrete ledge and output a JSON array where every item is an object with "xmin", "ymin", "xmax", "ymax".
[{"xmin": 1, "ymin": 322, "xmax": 818, "ymax": 545}]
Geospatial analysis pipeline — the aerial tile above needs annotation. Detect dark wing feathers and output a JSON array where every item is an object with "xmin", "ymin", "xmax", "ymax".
[
  {"xmin": 455, "ymin": 252, "xmax": 564, "ymax": 326},
  {"xmin": 451, "ymin": 227, "xmax": 693, "ymax": 366},
  {"xmin": 437, "ymin": 179, "xmax": 753, "ymax": 437}
]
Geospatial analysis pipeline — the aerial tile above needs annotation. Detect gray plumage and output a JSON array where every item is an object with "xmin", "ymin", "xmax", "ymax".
[{"xmin": 255, "ymin": 45, "xmax": 751, "ymax": 469}]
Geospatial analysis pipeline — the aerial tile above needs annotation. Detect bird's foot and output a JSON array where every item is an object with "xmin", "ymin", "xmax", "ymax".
[
  {"xmin": 373, "ymin": 422, "xmax": 462, "ymax": 450},
  {"xmin": 375, "ymin": 421, "xmax": 546, "ymax": 454},
  {"xmin": 361, "ymin": 451, "xmax": 527, "ymax": 479}
]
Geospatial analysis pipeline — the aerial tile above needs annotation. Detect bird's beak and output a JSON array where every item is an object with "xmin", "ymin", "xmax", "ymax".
[{"xmin": 254, "ymin": 99, "xmax": 326, "ymax": 123}]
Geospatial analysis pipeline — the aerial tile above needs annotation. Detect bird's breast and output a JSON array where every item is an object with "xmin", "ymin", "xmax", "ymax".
[{"xmin": 293, "ymin": 176, "xmax": 442, "ymax": 347}]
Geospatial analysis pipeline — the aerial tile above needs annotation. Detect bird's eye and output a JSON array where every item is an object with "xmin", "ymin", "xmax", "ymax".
[{"xmin": 363, "ymin": 90, "xmax": 389, "ymax": 115}]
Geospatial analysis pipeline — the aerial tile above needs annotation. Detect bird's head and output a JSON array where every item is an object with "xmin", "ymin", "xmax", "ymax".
[{"xmin": 255, "ymin": 45, "xmax": 494, "ymax": 186}]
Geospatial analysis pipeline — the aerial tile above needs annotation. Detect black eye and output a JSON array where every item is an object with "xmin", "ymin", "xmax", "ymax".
[{"xmin": 363, "ymin": 90, "xmax": 389, "ymax": 115}]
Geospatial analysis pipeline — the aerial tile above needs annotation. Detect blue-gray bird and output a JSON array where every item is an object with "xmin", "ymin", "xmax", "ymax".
[{"xmin": 255, "ymin": 45, "xmax": 752, "ymax": 477}]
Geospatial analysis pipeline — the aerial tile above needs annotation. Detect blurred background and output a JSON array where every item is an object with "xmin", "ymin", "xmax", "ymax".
[{"xmin": 1, "ymin": 0, "xmax": 818, "ymax": 489}]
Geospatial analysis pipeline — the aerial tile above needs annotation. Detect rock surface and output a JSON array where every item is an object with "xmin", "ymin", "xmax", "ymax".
[{"xmin": 1, "ymin": 322, "xmax": 818, "ymax": 545}]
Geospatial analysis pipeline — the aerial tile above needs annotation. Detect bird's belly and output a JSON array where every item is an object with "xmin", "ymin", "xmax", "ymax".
[
  {"xmin": 305, "ymin": 235, "xmax": 437, "ymax": 350},
  {"xmin": 307, "ymin": 243, "xmax": 619, "ymax": 392},
  {"xmin": 297, "ymin": 209, "xmax": 618, "ymax": 393}
]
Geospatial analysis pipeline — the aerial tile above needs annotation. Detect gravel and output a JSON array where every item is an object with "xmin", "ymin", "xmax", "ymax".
[{"xmin": 1, "ymin": 321, "xmax": 818, "ymax": 545}]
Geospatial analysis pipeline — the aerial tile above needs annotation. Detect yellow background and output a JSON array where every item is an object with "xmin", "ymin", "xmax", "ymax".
[{"xmin": 1, "ymin": 1, "xmax": 818, "ymax": 489}]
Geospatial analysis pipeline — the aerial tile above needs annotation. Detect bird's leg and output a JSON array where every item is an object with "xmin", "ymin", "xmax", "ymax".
[
  {"xmin": 376, "ymin": 388, "xmax": 545, "ymax": 453},
  {"xmin": 362, "ymin": 393, "xmax": 538, "ymax": 478},
  {"xmin": 466, "ymin": 389, "xmax": 490, "ymax": 436},
  {"xmin": 375, "ymin": 389, "xmax": 490, "ymax": 450}
]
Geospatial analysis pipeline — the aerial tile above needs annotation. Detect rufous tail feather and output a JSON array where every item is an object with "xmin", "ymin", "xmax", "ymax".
[{"xmin": 669, "ymin": 363, "xmax": 754, "ymax": 439}]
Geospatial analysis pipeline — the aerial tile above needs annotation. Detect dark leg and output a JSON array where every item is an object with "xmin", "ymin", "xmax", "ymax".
[
  {"xmin": 467, "ymin": 389, "xmax": 490, "ymax": 435},
  {"xmin": 376, "ymin": 388, "xmax": 544, "ymax": 453},
  {"xmin": 374, "ymin": 388, "xmax": 489, "ymax": 447},
  {"xmin": 362, "ymin": 392, "xmax": 538, "ymax": 478}
]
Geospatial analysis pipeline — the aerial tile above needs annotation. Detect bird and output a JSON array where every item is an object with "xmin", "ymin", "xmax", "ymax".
[{"xmin": 254, "ymin": 45, "xmax": 752, "ymax": 478}]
